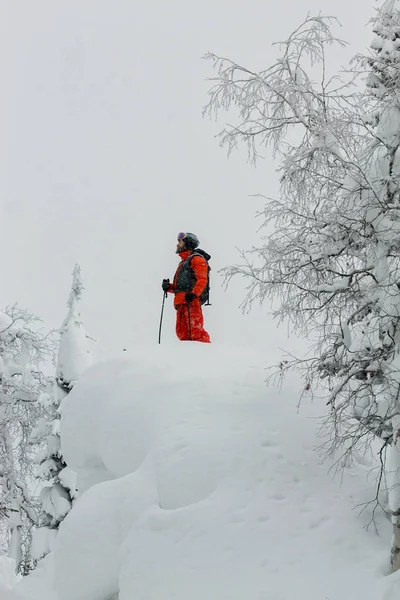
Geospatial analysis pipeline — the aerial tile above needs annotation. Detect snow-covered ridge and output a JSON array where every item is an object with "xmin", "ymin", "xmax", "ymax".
[{"xmin": 13, "ymin": 344, "xmax": 393, "ymax": 600}]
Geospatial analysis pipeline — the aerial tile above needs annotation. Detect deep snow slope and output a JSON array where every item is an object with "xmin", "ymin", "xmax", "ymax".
[{"xmin": 15, "ymin": 343, "xmax": 396, "ymax": 600}]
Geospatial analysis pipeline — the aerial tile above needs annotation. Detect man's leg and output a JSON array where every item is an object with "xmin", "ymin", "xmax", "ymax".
[
  {"xmin": 189, "ymin": 300, "xmax": 211, "ymax": 343},
  {"xmin": 175, "ymin": 305, "xmax": 190, "ymax": 340}
]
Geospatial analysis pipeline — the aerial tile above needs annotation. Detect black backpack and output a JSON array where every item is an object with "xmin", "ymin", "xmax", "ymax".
[{"xmin": 190, "ymin": 249, "xmax": 211, "ymax": 305}]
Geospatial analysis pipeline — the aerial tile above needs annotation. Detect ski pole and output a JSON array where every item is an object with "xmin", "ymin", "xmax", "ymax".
[
  {"xmin": 187, "ymin": 302, "xmax": 192, "ymax": 340},
  {"xmin": 158, "ymin": 292, "xmax": 167, "ymax": 344}
]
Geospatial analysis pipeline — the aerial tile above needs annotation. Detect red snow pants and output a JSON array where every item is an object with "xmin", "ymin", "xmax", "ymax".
[{"xmin": 175, "ymin": 299, "xmax": 211, "ymax": 343}]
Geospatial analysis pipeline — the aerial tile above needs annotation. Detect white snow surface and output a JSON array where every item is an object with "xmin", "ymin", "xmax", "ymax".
[
  {"xmin": 0, "ymin": 557, "xmax": 19, "ymax": 589},
  {"xmin": 13, "ymin": 344, "xmax": 398, "ymax": 600},
  {"xmin": 0, "ymin": 557, "xmax": 25, "ymax": 600},
  {"xmin": 0, "ymin": 584, "xmax": 27, "ymax": 600},
  {"xmin": 31, "ymin": 527, "xmax": 57, "ymax": 562}
]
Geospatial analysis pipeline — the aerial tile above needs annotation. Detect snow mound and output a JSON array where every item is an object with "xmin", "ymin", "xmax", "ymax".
[
  {"xmin": 0, "ymin": 557, "xmax": 26, "ymax": 600},
  {"xmin": 383, "ymin": 569, "xmax": 400, "ymax": 600},
  {"xmin": 17, "ymin": 344, "xmax": 391, "ymax": 600},
  {"xmin": 61, "ymin": 344, "xmax": 268, "ymax": 503},
  {"xmin": 0, "ymin": 557, "xmax": 19, "ymax": 590},
  {"xmin": 0, "ymin": 585, "xmax": 27, "ymax": 600}
]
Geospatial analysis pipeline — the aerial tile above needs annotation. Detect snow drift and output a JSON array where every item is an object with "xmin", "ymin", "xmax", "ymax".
[{"xmin": 14, "ymin": 343, "xmax": 396, "ymax": 600}]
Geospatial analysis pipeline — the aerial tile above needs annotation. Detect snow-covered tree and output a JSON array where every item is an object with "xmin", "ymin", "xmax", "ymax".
[
  {"xmin": 360, "ymin": 0, "xmax": 400, "ymax": 571},
  {"xmin": 0, "ymin": 306, "xmax": 55, "ymax": 574},
  {"xmin": 56, "ymin": 264, "xmax": 92, "ymax": 394},
  {"xmin": 33, "ymin": 265, "xmax": 92, "ymax": 562},
  {"xmin": 205, "ymin": 3, "xmax": 400, "ymax": 573}
]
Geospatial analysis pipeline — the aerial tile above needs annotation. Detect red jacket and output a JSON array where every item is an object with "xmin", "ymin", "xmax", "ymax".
[{"xmin": 168, "ymin": 250, "xmax": 209, "ymax": 308}]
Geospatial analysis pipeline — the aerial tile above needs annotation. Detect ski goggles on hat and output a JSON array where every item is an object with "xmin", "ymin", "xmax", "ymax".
[{"xmin": 177, "ymin": 232, "xmax": 187, "ymax": 240}]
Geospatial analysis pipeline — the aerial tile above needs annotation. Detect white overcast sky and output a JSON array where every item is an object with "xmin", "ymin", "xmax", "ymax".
[{"xmin": 1, "ymin": 0, "xmax": 376, "ymax": 359}]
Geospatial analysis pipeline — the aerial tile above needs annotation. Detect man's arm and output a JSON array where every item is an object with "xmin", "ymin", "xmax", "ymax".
[{"xmin": 191, "ymin": 256, "xmax": 208, "ymax": 297}]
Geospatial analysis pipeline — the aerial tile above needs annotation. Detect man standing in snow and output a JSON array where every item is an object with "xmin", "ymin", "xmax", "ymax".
[{"xmin": 162, "ymin": 232, "xmax": 211, "ymax": 343}]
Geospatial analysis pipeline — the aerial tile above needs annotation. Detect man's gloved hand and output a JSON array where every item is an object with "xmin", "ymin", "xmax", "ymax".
[
  {"xmin": 162, "ymin": 279, "xmax": 170, "ymax": 292},
  {"xmin": 185, "ymin": 292, "xmax": 196, "ymax": 303}
]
